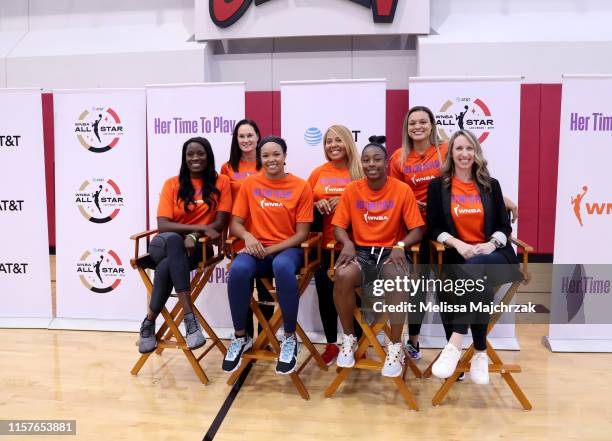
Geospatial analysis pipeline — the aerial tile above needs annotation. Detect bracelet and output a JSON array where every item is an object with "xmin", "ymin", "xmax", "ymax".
[
  {"xmin": 187, "ymin": 233, "xmax": 199, "ymax": 244},
  {"xmin": 392, "ymin": 245, "xmax": 404, "ymax": 251}
]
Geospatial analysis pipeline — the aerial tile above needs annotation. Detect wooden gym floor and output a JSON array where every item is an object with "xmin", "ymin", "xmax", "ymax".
[{"xmin": 1, "ymin": 260, "xmax": 611, "ymax": 440}]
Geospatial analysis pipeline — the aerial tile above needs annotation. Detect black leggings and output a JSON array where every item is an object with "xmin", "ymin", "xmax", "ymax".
[
  {"xmin": 148, "ymin": 232, "xmax": 201, "ymax": 316},
  {"xmin": 314, "ymin": 250, "xmax": 362, "ymax": 343}
]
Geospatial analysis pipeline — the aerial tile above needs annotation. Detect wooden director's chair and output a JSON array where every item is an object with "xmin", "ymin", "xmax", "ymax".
[
  {"xmin": 225, "ymin": 233, "xmax": 328, "ymax": 400},
  {"xmin": 423, "ymin": 236, "xmax": 534, "ymax": 410},
  {"xmin": 130, "ymin": 230, "xmax": 227, "ymax": 385},
  {"xmin": 323, "ymin": 241, "xmax": 424, "ymax": 411}
]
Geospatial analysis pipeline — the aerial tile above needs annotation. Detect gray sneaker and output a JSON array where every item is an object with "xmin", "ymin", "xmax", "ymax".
[
  {"xmin": 139, "ymin": 318, "xmax": 157, "ymax": 353},
  {"xmin": 183, "ymin": 312, "xmax": 206, "ymax": 350}
]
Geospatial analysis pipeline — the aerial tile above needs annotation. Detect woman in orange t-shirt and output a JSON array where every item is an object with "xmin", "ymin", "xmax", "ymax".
[
  {"xmin": 138, "ymin": 137, "xmax": 232, "ymax": 355},
  {"xmin": 220, "ymin": 119, "xmax": 261, "ymax": 200},
  {"xmin": 221, "ymin": 119, "xmax": 273, "ymax": 338},
  {"xmin": 332, "ymin": 136, "xmax": 424, "ymax": 378},
  {"xmin": 222, "ymin": 136, "xmax": 314, "ymax": 376},
  {"xmin": 307, "ymin": 124, "xmax": 363, "ymax": 366},
  {"xmin": 427, "ymin": 129, "xmax": 522, "ymax": 385}
]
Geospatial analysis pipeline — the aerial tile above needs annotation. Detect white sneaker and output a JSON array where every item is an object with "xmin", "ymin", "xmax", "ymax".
[
  {"xmin": 469, "ymin": 352, "xmax": 490, "ymax": 385},
  {"xmin": 337, "ymin": 334, "xmax": 357, "ymax": 368},
  {"xmin": 432, "ymin": 343, "xmax": 462, "ymax": 379},
  {"xmin": 381, "ymin": 342, "xmax": 405, "ymax": 377}
]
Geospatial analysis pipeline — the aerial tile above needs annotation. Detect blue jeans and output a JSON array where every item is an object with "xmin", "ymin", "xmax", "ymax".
[{"xmin": 228, "ymin": 247, "xmax": 303, "ymax": 334}]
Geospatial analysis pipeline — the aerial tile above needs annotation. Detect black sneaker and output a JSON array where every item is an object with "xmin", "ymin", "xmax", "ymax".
[
  {"xmin": 275, "ymin": 334, "xmax": 299, "ymax": 375},
  {"xmin": 404, "ymin": 340, "xmax": 422, "ymax": 360},
  {"xmin": 138, "ymin": 318, "xmax": 157, "ymax": 353},
  {"xmin": 222, "ymin": 334, "xmax": 253, "ymax": 373}
]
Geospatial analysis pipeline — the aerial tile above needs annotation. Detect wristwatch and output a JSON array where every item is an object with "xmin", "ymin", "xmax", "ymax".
[{"xmin": 394, "ymin": 241, "xmax": 406, "ymax": 250}]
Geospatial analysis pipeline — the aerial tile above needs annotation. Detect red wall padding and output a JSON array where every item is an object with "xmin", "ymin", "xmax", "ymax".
[
  {"xmin": 41, "ymin": 87, "xmax": 563, "ymax": 254},
  {"xmin": 538, "ymin": 84, "xmax": 563, "ymax": 253}
]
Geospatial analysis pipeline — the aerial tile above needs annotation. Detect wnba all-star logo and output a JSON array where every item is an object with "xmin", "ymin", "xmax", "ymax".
[
  {"xmin": 436, "ymin": 97, "xmax": 495, "ymax": 143},
  {"xmin": 74, "ymin": 178, "xmax": 124, "ymax": 223},
  {"xmin": 77, "ymin": 248, "xmax": 126, "ymax": 293},
  {"xmin": 74, "ymin": 107, "xmax": 124, "ymax": 153},
  {"xmin": 571, "ymin": 185, "xmax": 612, "ymax": 227}
]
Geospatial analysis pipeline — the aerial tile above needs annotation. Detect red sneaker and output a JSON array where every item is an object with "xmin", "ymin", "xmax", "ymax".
[{"xmin": 321, "ymin": 343, "xmax": 340, "ymax": 366}]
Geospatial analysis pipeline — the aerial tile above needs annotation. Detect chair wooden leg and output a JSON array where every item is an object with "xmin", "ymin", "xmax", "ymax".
[
  {"xmin": 289, "ymin": 372, "xmax": 310, "ymax": 400},
  {"xmin": 431, "ymin": 347, "xmax": 474, "ymax": 406},
  {"xmin": 294, "ymin": 323, "xmax": 327, "ymax": 371},
  {"xmin": 130, "ymin": 352, "xmax": 152, "ymax": 376},
  {"xmin": 486, "ymin": 341, "xmax": 532, "ymax": 410}
]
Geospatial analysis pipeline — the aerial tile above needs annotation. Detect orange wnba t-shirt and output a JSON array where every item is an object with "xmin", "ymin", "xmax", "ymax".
[
  {"xmin": 389, "ymin": 143, "xmax": 448, "ymax": 220},
  {"xmin": 332, "ymin": 177, "xmax": 424, "ymax": 247},
  {"xmin": 450, "ymin": 177, "xmax": 485, "ymax": 245},
  {"xmin": 157, "ymin": 174, "xmax": 232, "ymax": 225},
  {"xmin": 307, "ymin": 162, "xmax": 353, "ymax": 244},
  {"xmin": 232, "ymin": 173, "xmax": 313, "ymax": 246},
  {"xmin": 220, "ymin": 160, "xmax": 259, "ymax": 201}
]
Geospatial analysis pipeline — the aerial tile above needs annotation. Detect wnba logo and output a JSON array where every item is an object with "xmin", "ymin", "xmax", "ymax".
[
  {"xmin": 260, "ymin": 198, "xmax": 283, "ymax": 209},
  {"xmin": 75, "ymin": 178, "xmax": 124, "ymax": 223},
  {"xmin": 571, "ymin": 185, "xmax": 612, "ymax": 227},
  {"xmin": 436, "ymin": 97, "xmax": 495, "ymax": 143},
  {"xmin": 74, "ymin": 107, "xmax": 124, "ymax": 153},
  {"xmin": 76, "ymin": 248, "xmax": 125, "ymax": 293}
]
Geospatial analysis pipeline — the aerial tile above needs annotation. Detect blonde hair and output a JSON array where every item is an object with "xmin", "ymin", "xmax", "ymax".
[
  {"xmin": 440, "ymin": 129, "xmax": 491, "ymax": 191},
  {"xmin": 324, "ymin": 125, "xmax": 364, "ymax": 180},
  {"xmin": 400, "ymin": 106, "xmax": 442, "ymax": 166}
]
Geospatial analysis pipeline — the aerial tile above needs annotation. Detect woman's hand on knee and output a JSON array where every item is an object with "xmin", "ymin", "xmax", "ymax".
[
  {"xmin": 242, "ymin": 233, "xmax": 266, "ymax": 259},
  {"xmin": 184, "ymin": 235, "xmax": 197, "ymax": 256},
  {"xmin": 335, "ymin": 242, "xmax": 356, "ymax": 268},
  {"xmin": 385, "ymin": 247, "xmax": 409, "ymax": 274}
]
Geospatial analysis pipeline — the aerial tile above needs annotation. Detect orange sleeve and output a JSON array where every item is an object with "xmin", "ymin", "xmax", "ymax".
[
  {"xmin": 156, "ymin": 178, "xmax": 175, "ymax": 219},
  {"xmin": 295, "ymin": 182, "xmax": 314, "ymax": 223},
  {"xmin": 331, "ymin": 188, "xmax": 351, "ymax": 229},
  {"xmin": 307, "ymin": 166, "xmax": 321, "ymax": 189},
  {"xmin": 232, "ymin": 179, "xmax": 249, "ymax": 220},
  {"xmin": 402, "ymin": 186, "xmax": 425, "ymax": 230},
  {"xmin": 216, "ymin": 175, "xmax": 233, "ymax": 213},
  {"xmin": 220, "ymin": 162, "xmax": 230, "ymax": 177},
  {"xmin": 389, "ymin": 150, "xmax": 403, "ymax": 180}
]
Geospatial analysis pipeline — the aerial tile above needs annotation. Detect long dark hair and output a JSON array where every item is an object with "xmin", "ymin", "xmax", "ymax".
[
  {"xmin": 256, "ymin": 135, "xmax": 288, "ymax": 170},
  {"xmin": 228, "ymin": 119, "xmax": 261, "ymax": 172},
  {"xmin": 177, "ymin": 137, "xmax": 220, "ymax": 212}
]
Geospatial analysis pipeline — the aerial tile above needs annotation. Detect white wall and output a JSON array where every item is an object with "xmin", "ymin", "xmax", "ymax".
[{"xmin": 419, "ymin": 0, "xmax": 612, "ymax": 82}]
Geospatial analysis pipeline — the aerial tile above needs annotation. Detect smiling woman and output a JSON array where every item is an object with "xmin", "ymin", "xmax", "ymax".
[
  {"xmin": 137, "ymin": 137, "xmax": 232, "ymax": 355},
  {"xmin": 222, "ymin": 135, "xmax": 314, "ymax": 376}
]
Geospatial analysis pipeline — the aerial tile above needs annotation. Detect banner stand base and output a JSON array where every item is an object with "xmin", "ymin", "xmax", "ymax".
[
  {"xmin": 0, "ymin": 317, "xmax": 52, "ymax": 329},
  {"xmin": 543, "ymin": 336, "xmax": 612, "ymax": 352}
]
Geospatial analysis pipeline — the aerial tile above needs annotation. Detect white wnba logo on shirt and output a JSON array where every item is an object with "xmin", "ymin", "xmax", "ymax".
[
  {"xmin": 453, "ymin": 204, "xmax": 482, "ymax": 216},
  {"xmin": 363, "ymin": 211, "xmax": 389, "ymax": 223},
  {"xmin": 324, "ymin": 185, "xmax": 344, "ymax": 193},
  {"xmin": 411, "ymin": 174, "xmax": 436, "ymax": 185},
  {"xmin": 260, "ymin": 198, "xmax": 283, "ymax": 209}
]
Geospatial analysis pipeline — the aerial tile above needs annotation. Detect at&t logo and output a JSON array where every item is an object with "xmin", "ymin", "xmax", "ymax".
[
  {"xmin": 74, "ymin": 107, "xmax": 124, "ymax": 153},
  {"xmin": 304, "ymin": 127, "xmax": 323, "ymax": 146},
  {"xmin": 76, "ymin": 248, "xmax": 125, "ymax": 293}
]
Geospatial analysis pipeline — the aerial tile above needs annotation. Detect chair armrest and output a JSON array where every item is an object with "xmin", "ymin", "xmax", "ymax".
[
  {"xmin": 509, "ymin": 237, "xmax": 533, "ymax": 253},
  {"xmin": 509, "ymin": 236, "xmax": 533, "ymax": 283},
  {"xmin": 130, "ymin": 229, "xmax": 159, "ymax": 263},
  {"xmin": 301, "ymin": 233, "xmax": 322, "ymax": 274},
  {"xmin": 301, "ymin": 234, "xmax": 321, "ymax": 249}
]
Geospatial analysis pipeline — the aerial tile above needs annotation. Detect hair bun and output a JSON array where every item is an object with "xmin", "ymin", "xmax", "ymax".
[{"xmin": 368, "ymin": 135, "xmax": 386, "ymax": 145}]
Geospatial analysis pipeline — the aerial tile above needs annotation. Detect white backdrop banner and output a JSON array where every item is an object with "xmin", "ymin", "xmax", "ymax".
[
  {"xmin": 547, "ymin": 75, "xmax": 612, "ymax": 352},
  {"xmin": 409, "ymin": 76, "xmax": 522, "ymax": 347},
  {"xmin": 54, "ymin": 89, "xmax": 147, "ymax": 324},
  {"xmin": 146, "ymin": 82, "xmax": 245, "ymax": 332},
  {"xmin": 281, "ymin": 78, "xmax": 386, "ymax": 338},
  {"xmin": 0, "ymin": 89, "xmax": 52, "ymax": 325}
]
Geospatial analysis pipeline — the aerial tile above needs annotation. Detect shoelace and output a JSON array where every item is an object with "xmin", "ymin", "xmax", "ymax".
[
  {"xmin": 386, "ymin": 343, "xmax": 402, "ymax": 363},
  {"xmin": 279, "ymin": 337, "xmax": 296, "ymax": 363},
  {"xmin": 439, "ymin": 345, "xmax": 458, "ymax": 364},
  {"xmin": 226, "ymin": 337, "xmax": 244, "ymax": 361},
  {"xmin": 341, "ymin": 335, "xmax": 355, "ymax": 355},
  {"xmin": 140, "ymin": 321, "xmax": 153, "ymax": 338},
  {"xmin": 185, "ymin": 316, "xmax": 199, "ymax": 335}
]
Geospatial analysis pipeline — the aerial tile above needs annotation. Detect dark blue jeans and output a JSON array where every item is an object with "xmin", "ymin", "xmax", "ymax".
[{"xmin": 228, "ymin": 247, "xmax": 303, "ymax": 334}]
